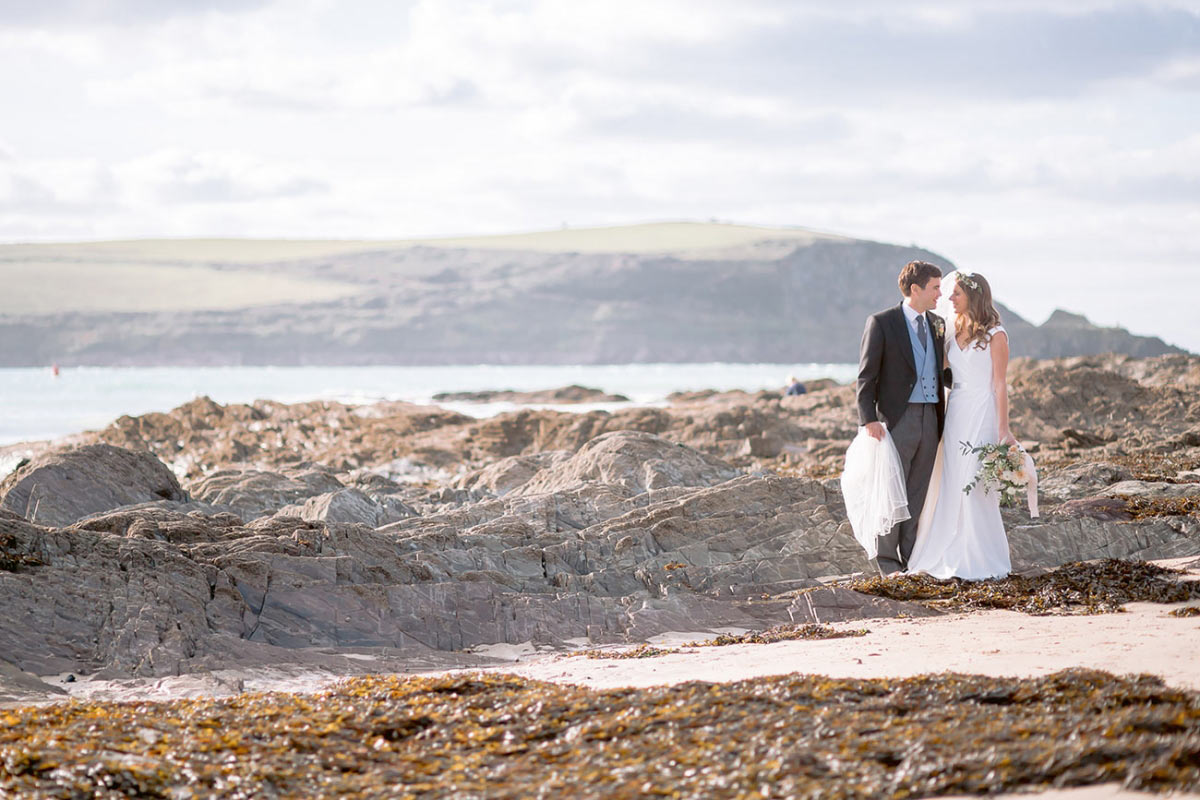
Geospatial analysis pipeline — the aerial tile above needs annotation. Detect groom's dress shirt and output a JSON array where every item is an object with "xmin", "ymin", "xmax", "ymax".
[{"xmin": 902, "ymin": 304, "xmax": 940, "ymax": 404}]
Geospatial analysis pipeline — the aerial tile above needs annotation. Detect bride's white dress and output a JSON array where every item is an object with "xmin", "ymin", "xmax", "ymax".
[{"xmin": 907, "ymin": 325, "xmax": 1011, "ymax": 580}]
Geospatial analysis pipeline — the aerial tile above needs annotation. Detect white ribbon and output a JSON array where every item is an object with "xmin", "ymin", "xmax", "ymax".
[{"xmin": 1019, "ymin": 445, "xmax": 1039, "ymax": 518}]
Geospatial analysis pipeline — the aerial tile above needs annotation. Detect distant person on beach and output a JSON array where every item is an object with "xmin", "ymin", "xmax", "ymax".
[{"xmin": 784, "ymin": 376, "xmax": 806, "ymax": 396}]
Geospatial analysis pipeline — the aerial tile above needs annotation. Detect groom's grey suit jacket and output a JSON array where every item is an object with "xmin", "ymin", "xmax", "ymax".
[{"xmin": 856, "ymin": 303, "xmax": 947, "ymax": 435}]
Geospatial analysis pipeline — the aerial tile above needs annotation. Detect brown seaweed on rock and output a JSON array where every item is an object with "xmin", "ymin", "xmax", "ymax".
[
  {"xmin": 2, "ymin": 670, "xmax": 1198, "ymax": 798},
  {"xmin": 847, "ymin": 558, "xmax": 1200, "ymax": 615},
  {"xmin": 0, "ymin": 531, "xmax": 43, "ymax": 573}
]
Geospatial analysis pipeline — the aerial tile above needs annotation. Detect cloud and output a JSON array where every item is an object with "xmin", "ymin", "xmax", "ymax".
[
  {"xmin": 0, "ymin": 0, "xmax": 272, "ymax": 28},
  {"xmin": 121, "ymin": 150, "xmax": 328, "ymax": 203},
  {"xmin": 630, "ymin": 4, "xmax": 1200, "ymax": 102},
  {"xmin": 0, "ymin": 160, "xmax": 117, "ymax": 214}
]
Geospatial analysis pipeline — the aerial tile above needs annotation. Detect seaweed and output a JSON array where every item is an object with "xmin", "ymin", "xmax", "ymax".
[
  {"xmin": 1123, "ymin": 496, "xmax": 1200, "ymax": 519},
  {"xmin": 685, "ymin": 623, "xmax": 869, "ymax": 647},
  {"xmin": 848, "ymin": 559, "xmax": 1200, "ymax": 615},
  {"xmin": 1169, "ymin": 606, "xmax": 1200, "ymax": 618},
  {"xmin": 577, "ymin": 624, "xmax": 868, "ymax": 660},
  {"xmin": 2, "ymin": 670, "xmax": 1198, "ymax": 798},
  {"xmin": 0, "ymin": 533, "xmax": 43, "ymax": 573},
  {"xmin": 579, "ymin": 644, "xmax": 679, "ymax": 660}
]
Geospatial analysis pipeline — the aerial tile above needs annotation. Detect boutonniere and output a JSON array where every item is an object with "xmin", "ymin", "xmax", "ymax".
[{"xmin": 930, "ymin": 316, "xmax": 945, "ymax": 338}]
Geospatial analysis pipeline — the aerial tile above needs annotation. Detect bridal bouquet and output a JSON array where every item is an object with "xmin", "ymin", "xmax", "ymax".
[{"xmin": 960, "ymin": 441, "xmax": 1030, "ymax": 507}]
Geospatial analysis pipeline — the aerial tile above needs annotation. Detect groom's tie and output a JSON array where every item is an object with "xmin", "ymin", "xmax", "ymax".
[{"xmin": 917, "ymin": 315, "xmax": 928, "ymax": 350}]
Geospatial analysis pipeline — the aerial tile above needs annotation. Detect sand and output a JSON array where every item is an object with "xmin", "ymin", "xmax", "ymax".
[{"xmin": 481, "ymin": 600, "xmax": 1200, "ymax": 692}]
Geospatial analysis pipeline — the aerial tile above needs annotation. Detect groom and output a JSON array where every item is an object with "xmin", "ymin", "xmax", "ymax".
[{"xmin": 856, "ymin": 261, "xmax": 947, "ymax": 575}]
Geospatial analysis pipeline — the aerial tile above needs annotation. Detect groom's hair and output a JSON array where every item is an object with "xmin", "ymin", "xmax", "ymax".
[{"xmin": 898, "ymin": 261, "xmax": 943, "ymax": 296}]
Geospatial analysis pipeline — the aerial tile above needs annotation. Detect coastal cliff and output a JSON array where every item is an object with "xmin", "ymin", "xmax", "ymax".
[{"xmin": 0, "ymin": 225, "xmax": 1182, "ymax": 365}]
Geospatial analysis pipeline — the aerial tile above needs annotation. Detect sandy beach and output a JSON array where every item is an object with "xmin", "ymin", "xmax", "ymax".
[{"xmin": 481, "ymin": 598, "xmax": 1200, "ymax": 693}]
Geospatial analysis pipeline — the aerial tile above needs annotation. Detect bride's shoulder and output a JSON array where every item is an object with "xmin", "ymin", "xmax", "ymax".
[{"xmin": 989, "ymin": 324, "xmax": 1007, "ymax": 337}]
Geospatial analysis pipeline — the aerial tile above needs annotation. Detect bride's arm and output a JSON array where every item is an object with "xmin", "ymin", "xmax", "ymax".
[{"xmin": 991, "ymin": 331, "xmax": 1016, "ymax": 445}]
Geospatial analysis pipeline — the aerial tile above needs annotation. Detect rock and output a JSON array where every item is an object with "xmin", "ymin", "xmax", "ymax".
[
  {"xmin": 0, "ymin": 444, "xmax": 187, "ymax": 528},
  {"xmin": 455, "ymin": 452, "xmax": 569, "ymax": 497},
  {"xmin": 433, "ymin": 385, "xmax": 631, "ymax": 404},
  {"xmin": 1102, "ymin": 481, "xmax": 1200, "ymax": 500},
  {"xmin": 1049, "ymin": 498, "xmax": 1135, "ymax": 522},
  {"xmin": 1060, "ymin": 428, "xmax": 1114, "ymax": 448},
  {"xmin": 3, "ymin": 457, "xmax": 1200, "ymax": 682},
  {"xmin": 5, "ymin": 354, "xmax": 1200, "ymax": 685},
  {"xmin": 0, "ymin": 659, "xmax": 67, "ymax": 705},
  {"xmin": 281, "ymin": 487, "xmax": 416, "ymax": 528},
  {"xmin": 514, "ymin": 431, "xmax": 741, "ymax": 496},
  {"xmin": 785, "ymin": 586, "xmax": 944, "ymax": 624},
  {"xmin": 744, "ymin": 435, "xmax": 784, "ymax": 458},
  {"xmin": 1038, "ymin": 462, "xmax": 1134, "ymax": 500},
  {"xmin": 1008, "ymin": 516, "xmax": 1197, "ymax": 567},
  {"xmin": 191, "ymin": 467, "xmax": 345, "ymax": 520}
]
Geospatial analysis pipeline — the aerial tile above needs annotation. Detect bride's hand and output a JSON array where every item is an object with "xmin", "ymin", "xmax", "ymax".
[{"xmin": 999, "ymin": 429, "xmax": 1018, "ymax": 447}]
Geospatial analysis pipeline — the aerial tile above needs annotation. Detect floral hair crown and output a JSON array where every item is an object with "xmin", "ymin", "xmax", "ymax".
[{"xmin": 956, "ymin": 272, "xmax": 980, "ymax": 291}]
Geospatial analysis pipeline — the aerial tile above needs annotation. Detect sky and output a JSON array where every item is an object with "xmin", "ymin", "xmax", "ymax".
[{"xmin": 2, "ymin": 0, "xmax": 1199, "ymax": 351}]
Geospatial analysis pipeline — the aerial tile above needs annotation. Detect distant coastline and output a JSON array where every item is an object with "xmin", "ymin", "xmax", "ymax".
[{"xmin": 0, "ymin": 223, "xmax": 1185, "ymax": 368}]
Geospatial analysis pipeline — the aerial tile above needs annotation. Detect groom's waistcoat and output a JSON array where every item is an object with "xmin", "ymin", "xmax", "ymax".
[
  {"xmin": 856, "ymin": 303, "xmax": 946, "ymax": 435},
  {"xmin": 905, "ymin": 314, "xmax": 940, "ymax": 404}
]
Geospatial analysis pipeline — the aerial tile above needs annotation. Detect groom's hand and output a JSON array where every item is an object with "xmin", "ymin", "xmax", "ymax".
[{"xmin": 865, "ymin": 421, "xmax": 885, "ymax": 441}]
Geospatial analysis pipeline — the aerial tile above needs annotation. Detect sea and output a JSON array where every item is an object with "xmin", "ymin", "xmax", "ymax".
[{"xmin": 0, "ymin": 362, "xmax": 857, "ymax": 451}]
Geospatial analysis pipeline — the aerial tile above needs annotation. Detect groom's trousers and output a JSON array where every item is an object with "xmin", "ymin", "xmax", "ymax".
[{"xmin": 876, "ymin": 402, "xmax": 939, "ymax": 574}]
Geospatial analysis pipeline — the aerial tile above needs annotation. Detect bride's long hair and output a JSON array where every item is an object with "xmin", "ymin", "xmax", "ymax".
[{"xmin": 956, "ymin": 272, "xmax": 1002, "ymax": 350}]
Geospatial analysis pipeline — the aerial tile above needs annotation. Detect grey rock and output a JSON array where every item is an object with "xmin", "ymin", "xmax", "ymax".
[
  {"xmin": 1008, "ymin": 516, "xmax": 1199, "ymax": 568},
  {"xmin": 0, "ymin": 659, "xmax": 67, "ymax": 706},
  {"xmin": 1102, "ymin": 480, "xmax": 1200, "ymax": 499},
  {"xmin": 743, "ymin": 435, "xmax": 784, "ymax": 458},
  {"xmin": 1038, "ymin": 462, "xmax": 1134, "ymax": 500},
  {"xmin": 455, "ymin": 452, "xmax": 568, "ymax": 497},
  {"xmin": 515, "ymin": 430, "xmax": 741, "ymax": 496},
  {"xmin": 1049, "ymin": 497, "xmax": 1134, "ymax": 522},
  {"xmin": 786, "ymin": 586, "xmax": 944, "ymax": 624},
  {"xmin": 0, "ymin": 444, "xmax": 186, "ymax": 528},
  {"xmin": 191, "ymin": 467, "xmax": 345, "ymax": 520},
  {"xmin": 281, "ymin": 487, "xmax": 417, "ymax": 528}
]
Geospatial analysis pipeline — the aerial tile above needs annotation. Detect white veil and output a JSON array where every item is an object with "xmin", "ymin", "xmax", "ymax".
[{"xmin": 934, "ymin": 270, "xmax": 960, "ymax": 340}]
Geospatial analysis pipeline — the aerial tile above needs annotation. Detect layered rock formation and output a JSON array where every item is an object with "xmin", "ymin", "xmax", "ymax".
[{"xmin": 1, "ymin": 354, "xmax": 1198, "ymax": 690}]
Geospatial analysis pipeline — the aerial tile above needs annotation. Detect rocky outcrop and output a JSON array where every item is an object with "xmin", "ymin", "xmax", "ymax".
[
  {"xmin": 2, "ymin": 355, "xmax": 1199, "ymax": 684},
  {"xmin": 1038, "ymin": 463, "xmax": 1134, "ymax": 501},
  {"xmin": 0, "ymin": 444, "xmax": 187, "ymax": 528},
  {"xmin": 433, "ymin": 385, "xmax": 631, "ymax": 404},
  {"xmin": 278, "ymin": 487, "xmax": 418, "ymax": 527},
  {"xmin": 2, "ymin": 422, "xmax": 1197, "ymax": 682},
  {"xmin": 191, "ymin": 467, "xmax": 345, "ymax": 520},
  {"xmin": 513, "ymin": 431, "xmax": 742, "ymax": 496}
]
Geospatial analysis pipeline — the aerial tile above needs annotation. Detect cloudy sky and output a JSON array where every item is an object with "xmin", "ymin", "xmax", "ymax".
[{"xmin": 2, "ymin": 0, "xmax": 1199, "ymax": 350}]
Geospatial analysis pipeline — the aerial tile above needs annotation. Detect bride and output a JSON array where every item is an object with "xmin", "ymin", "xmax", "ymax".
[{"xmin": 906, "ymin": 271, "xmax": 1014, "ymax": 580}]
